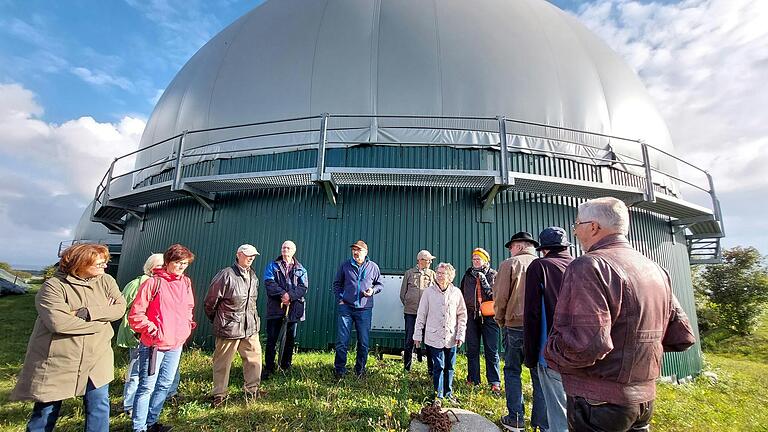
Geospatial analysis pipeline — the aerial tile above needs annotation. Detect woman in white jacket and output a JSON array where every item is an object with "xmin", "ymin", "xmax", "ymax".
[{"xmin": 413, "ymin": 262, "xmax": 468, "ymax": 403}]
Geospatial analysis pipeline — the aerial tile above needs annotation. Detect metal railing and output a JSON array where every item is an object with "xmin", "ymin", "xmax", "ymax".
[{"xmin": 91, "ymin": 113, "xmax": 722, "ymax": 226}]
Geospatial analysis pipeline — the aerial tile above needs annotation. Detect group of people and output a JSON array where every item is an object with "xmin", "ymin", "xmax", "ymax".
[
  {"xmin": 10, "ymin": 196, "xmax": 697, "ymax": 432},
  {"xmin": 395, "ymin": 197, "xmax": 697, "ymax": 431}
]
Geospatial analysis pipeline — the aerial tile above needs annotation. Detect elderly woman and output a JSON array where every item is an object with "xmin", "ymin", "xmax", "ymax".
[
  {"xmin": 12, "ymin": 244, "xmax": 126, "ymax": 432},
  {"xmin": 116, "ymin": 253, "xmax": 164, "ymax": 417},
  {"xmin": 414, "ymin": 262, "xmax": 467, "ymax": 404},
  {"xmin": 129, "ymin": 244, "xmax": 196, "ymax": 432},
  {"xmin": 460, "ymin": 247, "xmax": 501, "ymax": 391}
]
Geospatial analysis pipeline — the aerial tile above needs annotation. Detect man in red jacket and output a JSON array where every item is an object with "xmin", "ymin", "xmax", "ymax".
[{"xmin": 545, "ymin": 197, "xmax": 696, "ymax": 431}]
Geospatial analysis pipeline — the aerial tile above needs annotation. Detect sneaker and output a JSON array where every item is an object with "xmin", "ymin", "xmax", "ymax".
[
  {"xmin": 211, "ymin": 395, "xmax": 227, "ymax": 408},
  {"xmin": 333, "ymin": 370, "xmax": 346, "ymax": 380},
  {"xmin": 490, "ymin": 383, "xmax": 501, "ymax": 393},
  {"xmin": 147, "ymin": 423, "xmax": 173, "ymax": 432},
  {"xmin": 445, "ymin": 395, "xmax": 460, "ymax": 405},
  {"xmin": 500, "ymin": 415, "xmax": 526, "ymax": 432}
]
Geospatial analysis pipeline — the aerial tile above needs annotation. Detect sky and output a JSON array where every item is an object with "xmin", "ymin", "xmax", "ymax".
[{"xmin": 0, "ymin": 0, "xmax": 766, "ymax": 268}]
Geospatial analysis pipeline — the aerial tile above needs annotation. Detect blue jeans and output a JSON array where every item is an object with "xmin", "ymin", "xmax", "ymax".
[
  {"xmin": 538, "ymin": 363, "xmax": 568, "ymax": 432},
  {"xmin": 465, "ymin": 316, "xmax": 501, "ymax": 385},
  {"xmin": 167, "ymin": 364, "xmax": 181, "ymax": 398},
  {"xmin": 124, "ymin": 347, "xmax": 140, "ymax": 412},
  {"xmin": 132, "ymin": 344, "xmax": 182, "ymax": 431},
  {"xmin": 26, "ymin": 379, "xmax": 109, "ymax": 432},
  {"xmin": 427, "ymin": 345, "xmax": 457, "ymax": 399},
  {"xmin": 503, "ymin": 327, "xmax": 548, "ymax": 429},
  {"xmin": 334, "ymin": 303, "xmax": 372, "ymax": 375},
  {"xmin": 404, "ymin": 314, "xmax": 433, "ymax": 373}
]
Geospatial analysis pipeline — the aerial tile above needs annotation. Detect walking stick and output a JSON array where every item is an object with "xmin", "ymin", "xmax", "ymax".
[{"xmin": 277, "ymin": 302, "xmax": 291, "ymax": 369}]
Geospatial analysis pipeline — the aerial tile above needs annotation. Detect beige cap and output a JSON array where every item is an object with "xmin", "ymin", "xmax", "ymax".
[
  {"xmin": 237, "ymin": 244, "xmax": 260, "ymax": 256},
  {"xmin": 417, "ymin": 250, "xmax": 436, "ymax": 260}
]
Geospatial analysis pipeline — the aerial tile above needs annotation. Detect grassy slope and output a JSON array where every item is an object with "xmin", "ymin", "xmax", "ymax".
[{"xmin": 1, "ymin": 288, "xmax": 766, "ymax": 431}]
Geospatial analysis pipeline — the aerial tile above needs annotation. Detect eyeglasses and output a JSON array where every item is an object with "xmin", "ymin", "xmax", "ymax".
[
  {"xmin": 93, "ymin": 262, "xmax": 108, "ymax": 268},
  {"xmin": 571, "ymin": 221, "xmax": 595, "ymax": 229}
]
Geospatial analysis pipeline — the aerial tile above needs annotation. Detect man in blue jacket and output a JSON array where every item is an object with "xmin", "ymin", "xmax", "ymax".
[
  {"xmin": 333, "ymin": 240, "xmax": 383, "ymax": 378},
  {"xmin": 262, "ymin": 240, "xmax": 308, "ymax": 380}
]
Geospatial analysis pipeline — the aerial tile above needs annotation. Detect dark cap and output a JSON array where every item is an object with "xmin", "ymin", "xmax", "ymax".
[
  {"xmin": 536, "ymin": 226, "xmax": 572, "ymax": 251},
  {"xmin": 350, "ymin": 240, "xmax": 368, "ymax": 251},
  {"xmin": 504, "ymin": 231, "xmax": 540, "ymax": 248}
]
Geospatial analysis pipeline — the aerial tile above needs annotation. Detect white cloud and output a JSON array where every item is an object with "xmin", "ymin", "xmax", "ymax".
[
  {"xmin": 572, "ymin": 0, "xmax": 768, "ymax": 252},
  {"xmin": 0, "ymin": 83, "xmax": 145, "ymax": 266},
  {"xmin": 71, "ymin": 66, "xmax": 134, "ymax": 91}
]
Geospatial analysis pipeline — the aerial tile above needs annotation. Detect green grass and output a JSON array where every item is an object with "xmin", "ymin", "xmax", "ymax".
[{"xmin": 1, "ymin": 288, "xmax": 767, "ymax": 431}]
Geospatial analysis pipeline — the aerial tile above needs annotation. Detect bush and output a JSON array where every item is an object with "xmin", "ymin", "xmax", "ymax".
[{"xmin": 696, "ymin": 247, "xmax": 768, "ymax": 335}]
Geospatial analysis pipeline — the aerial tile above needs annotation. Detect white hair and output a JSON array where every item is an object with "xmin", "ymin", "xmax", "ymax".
[
  {"xmin": 578, "ymin": 197, "xmax": 630, "ymax": 235},
  {"xmin": 142, "ymin": 253, "xmax": 164, "ymax": 276},
  {"xmin": 436, "ymin": 262, "xmax": 456, "ymax": 283}
]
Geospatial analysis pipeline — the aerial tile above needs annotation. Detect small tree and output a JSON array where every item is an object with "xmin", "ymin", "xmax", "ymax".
[{"xmin": 699, "ymin": 246, "xmax": 768, "ymax": 335}]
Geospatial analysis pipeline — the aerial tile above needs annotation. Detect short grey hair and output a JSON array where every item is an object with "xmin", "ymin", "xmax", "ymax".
[
  {"xmin": 436, "ymin": 262, "xmax": 456, "ymax": 283},
  {"xmin": 578, "ymin": 197, "xmax": 630, "ymax": 235},
  {"xmin": 143, "ymin": 253, "xmax": 164, "ymax": 276}
]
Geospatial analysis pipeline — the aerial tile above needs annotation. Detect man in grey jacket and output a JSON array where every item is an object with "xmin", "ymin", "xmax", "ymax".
[
  {"xmin": 400, "ymin": 249, "xmax": 436, "ymax": 373},
  {"xmin": 204, "ymin": 244, "xmax": 262, "ymax": 408}
]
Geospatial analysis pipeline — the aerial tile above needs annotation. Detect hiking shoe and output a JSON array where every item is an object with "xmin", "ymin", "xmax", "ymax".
[
  {"xmin": 500, "ymin": 415, "xmax": 526, "ymax": 432},
  {"xmin": 147, "ymin": 423, "xmax": 173, "ymax": 432},
  {"xmin": 211, "ymin": 395, "xmax": 227, "ymax": 408},
  {"xmin": 490, "ymin": 383, "xmax": 502, "ymax": 393},
  {"xmin": 445, "ymin": 395, "xmax": 460, "ymax": 405},
  {"xmin": 124, "ymin": 409, "xmax": 132, "ymax": 418}
]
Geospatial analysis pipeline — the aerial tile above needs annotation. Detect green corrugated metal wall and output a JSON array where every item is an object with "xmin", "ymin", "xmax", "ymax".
[{"xmin": 116, "ymin": 147, "xmax": 702, "ymax": 378}]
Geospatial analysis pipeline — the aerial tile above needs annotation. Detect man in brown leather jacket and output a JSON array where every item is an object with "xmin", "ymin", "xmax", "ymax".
[
  {"xmin": 545, "ymin": 197, "xmax": 696, "ymax": 431},
  {"xmin": 204, "ymin": 244, "xmax": 262, "ymax": 407}
]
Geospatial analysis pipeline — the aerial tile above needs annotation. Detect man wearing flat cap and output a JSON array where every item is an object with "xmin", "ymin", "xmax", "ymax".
[
  {"xmin": 204, "ymin": 244, "xmax": 263, "ymax": 408},
  {"xmin": 400, "ymin": 250, "xmax": 437, "ymax": 373},
  {"xmin": 522, "ymin": 227, "xmax": 574, "ymax": 432},
  {"xmin": 333, "ymin": 240, "xmax": 383, "ymax": 378},
  {"xmin": 494, "ymin": 232, "xmax": 547, "ymax": 432}
]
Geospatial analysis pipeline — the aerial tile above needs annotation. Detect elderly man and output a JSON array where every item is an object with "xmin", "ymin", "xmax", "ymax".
[
  {"xmin": 262, "ymin": 240, "xmax": 308, "ymax": 380},
  {"xmin": 522, "ymin": 227, "xmax": 574, "ymax": 432},
  {"xmin": 494, "ymin": 232, "xmax": 547, "ymax": 432},
  {"xmin": 204, "ymin": 244, "xmax": 262, "ymax": 408},
  {"xmin": 333, "ymin": 240, "xmax": 383, "ymax": 378},
  {"xmin": 545, "ymin": 197, "xmax": 696, "ymax": 431},
  {"xmin": 400, "ymin": 249, "xmax": 437, "ymax": 373}
]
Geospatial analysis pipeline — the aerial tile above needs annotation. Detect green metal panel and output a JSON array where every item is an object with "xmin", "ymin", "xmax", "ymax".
[{"xmin": 116, "ymin": 146, "xmax": 702, "ymax": 377}]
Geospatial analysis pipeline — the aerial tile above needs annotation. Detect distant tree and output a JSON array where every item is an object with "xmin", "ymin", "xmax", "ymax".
[
  {"xmin": 11, "ymin": 270, "xmax": 33, "ymax": 280},
  {"xmin": 0, "ymin": 262, "xmax": 11, "ymax": 272},
  {"xmin": 42, "ymin": 264, "xmax": 58, "ymax": 280},
  {"xmin": 698, "ymin": 246, "xmax": 768, "ymax": 335}
]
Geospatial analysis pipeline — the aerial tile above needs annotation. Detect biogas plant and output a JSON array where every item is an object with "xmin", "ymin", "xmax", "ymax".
[{"xmin": 72, "ymin": 0, "xmax": 723, "ymax": 379}]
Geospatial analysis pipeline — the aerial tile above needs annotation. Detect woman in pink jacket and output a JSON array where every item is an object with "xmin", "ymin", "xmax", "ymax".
[
  {"xmin": 128, "ymin": 244, "xmax": 196, "ymax": 432},
  {"xmin": 413, "ymin": 262, "xmax": 467, "ymax": 405}
]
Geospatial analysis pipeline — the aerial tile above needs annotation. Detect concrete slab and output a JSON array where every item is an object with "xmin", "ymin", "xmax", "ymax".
[{"xmin": 408, "ymin": 407, "xmax": 501, "ymax": 432}]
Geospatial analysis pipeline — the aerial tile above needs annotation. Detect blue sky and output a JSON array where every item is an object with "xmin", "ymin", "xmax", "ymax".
[{"xmin": 1, "ymin": 0, "xmax": 766, "ymax": 268}]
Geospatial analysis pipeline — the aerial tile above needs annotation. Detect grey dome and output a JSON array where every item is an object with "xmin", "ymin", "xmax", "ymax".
[{"xmin": 135, "ymin": 0, "xmax": 675, "ymax": 175}]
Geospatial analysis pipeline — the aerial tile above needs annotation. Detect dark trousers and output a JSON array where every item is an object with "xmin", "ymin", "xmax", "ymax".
[
  {"xmin": 265, "ymin": 317, "xmax": 298, "ymax": 372},
  {"xmin": 26, "ymin": 380, "xmax": 109, "ymax": 432},
  {"xmin": 403, "ymin": 313, "xmax": 433, "ymax": 373},
  {"xmin": 567, "ymin": 395, "xmax": 654, "ymax": 432},
  {"xmin": 465, "ymin": 315, "xmax": 501, "ymax": 385}
]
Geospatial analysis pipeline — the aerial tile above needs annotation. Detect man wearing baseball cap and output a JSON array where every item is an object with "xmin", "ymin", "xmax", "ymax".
[
  {"xmin": 333, "ymin": 240, "xmax": 383, "ymax": 378},
  {"xmin": 204, "ymin": 244, "xmax": 262, "ymax": 407},
  {"xmin": 522, "ymin": 227, "xmax": 574, "ymax": 432},
  {"xmin": 400, "ymin": 250, "xmax": 437, "ymax": 373}
]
